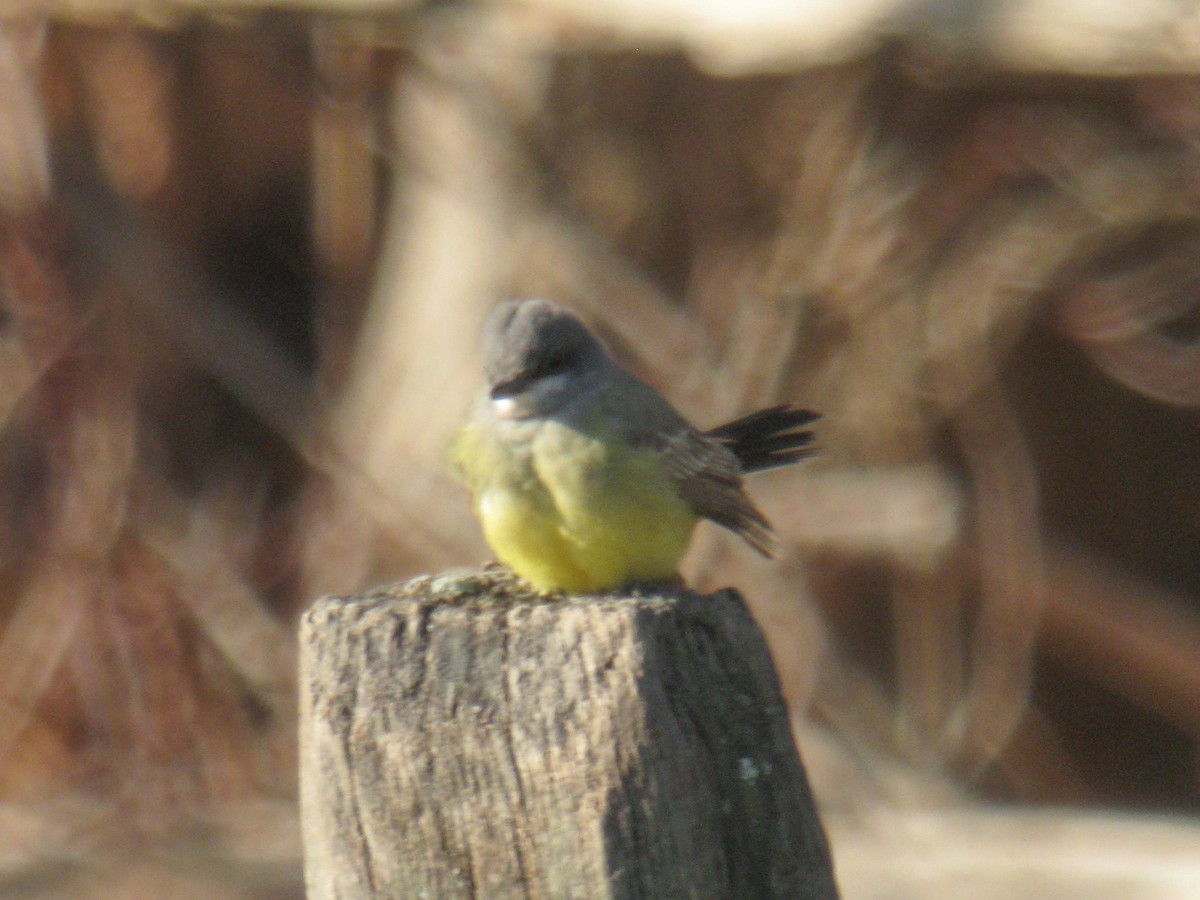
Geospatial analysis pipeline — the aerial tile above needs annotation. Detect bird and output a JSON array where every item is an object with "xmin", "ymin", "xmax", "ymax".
[{"xmin": 451, "ymin": 299, "xmax": 818, "ymax": 594}]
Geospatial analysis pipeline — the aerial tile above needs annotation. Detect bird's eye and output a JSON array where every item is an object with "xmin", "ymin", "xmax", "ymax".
[{"xmin": 538, "ymin": 353, "xmax": 570, "ymax": 376}]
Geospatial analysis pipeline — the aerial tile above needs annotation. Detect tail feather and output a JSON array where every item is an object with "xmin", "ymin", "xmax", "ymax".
[{"xmin": 705, "ymin": 404, "xmax": 819, "ymax": 474}]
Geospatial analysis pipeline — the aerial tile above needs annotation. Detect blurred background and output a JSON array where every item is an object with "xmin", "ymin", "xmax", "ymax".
[{"xmin": 3, "ymin": 1, "xmax": 1200, "ymax": 897}]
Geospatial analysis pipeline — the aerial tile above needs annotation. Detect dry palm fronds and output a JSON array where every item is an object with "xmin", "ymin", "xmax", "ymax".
[{"xmin": 2, "ymin": 5, "xmax": 1200, "ymax": 897}]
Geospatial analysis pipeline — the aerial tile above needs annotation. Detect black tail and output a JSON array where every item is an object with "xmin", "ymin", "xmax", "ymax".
[{"xmin": 705, "ymin": 404, "xmax": 819, "ymax": 474}]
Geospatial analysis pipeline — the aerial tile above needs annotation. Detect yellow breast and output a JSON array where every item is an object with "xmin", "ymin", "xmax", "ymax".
[{"xmin": 452, "ymin": 415, "xmax": 696, "ymax": 593}]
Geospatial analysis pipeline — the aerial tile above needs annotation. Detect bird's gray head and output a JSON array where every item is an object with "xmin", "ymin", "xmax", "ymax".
[{"xmin": 482, "ymin": 299, "xmax": 612, "ymax": 419}]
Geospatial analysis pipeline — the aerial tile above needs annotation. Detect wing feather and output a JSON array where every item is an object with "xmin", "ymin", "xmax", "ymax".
[{"xmin": 605, "ymin": 377, "xmax": 777, "ymax": 557}]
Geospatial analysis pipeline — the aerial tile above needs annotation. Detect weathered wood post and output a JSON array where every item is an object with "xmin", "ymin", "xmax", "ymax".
[{"xmin": 299, "ymin": 569, "xmax": 838, "ymax": 898}]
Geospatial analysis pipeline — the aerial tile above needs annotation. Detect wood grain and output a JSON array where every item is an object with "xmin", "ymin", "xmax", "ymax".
[{"xmin": 299, "ymin": 569, "xmax": 838, "ymax": 898}]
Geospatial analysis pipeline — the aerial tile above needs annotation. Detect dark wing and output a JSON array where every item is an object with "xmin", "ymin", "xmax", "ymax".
[
  {"xmin": 609, "ymin": 378, "xmax": 776, "ymax": 556},
  {"xmin": 647, "ymin": 426, "xmax": 776, "ymax": 556}
]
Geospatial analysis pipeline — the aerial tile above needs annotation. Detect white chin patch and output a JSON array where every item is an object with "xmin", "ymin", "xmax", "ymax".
[{"xmin": 491, "ymin": 396, "xmax": 520, "ymax": 419}]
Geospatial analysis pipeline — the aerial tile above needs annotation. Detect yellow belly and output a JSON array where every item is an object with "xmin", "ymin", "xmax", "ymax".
[{"xmin": 456, "ymin": 417, "xmax": 697, "ymax": 593}]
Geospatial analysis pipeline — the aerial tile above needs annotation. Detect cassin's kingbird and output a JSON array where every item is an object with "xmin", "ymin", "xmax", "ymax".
[{"xmin": 452, "ymin": 299, "xmax": 818, "ymax": 593}]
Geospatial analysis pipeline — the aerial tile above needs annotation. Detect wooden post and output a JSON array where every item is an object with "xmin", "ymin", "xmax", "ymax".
[{"xmin": 299, "ymin": 569, "xmax": 839, "ymax": 899}]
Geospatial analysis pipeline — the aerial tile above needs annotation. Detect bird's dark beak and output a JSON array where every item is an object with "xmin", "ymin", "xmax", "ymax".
[{"xmin": 489, "ymin": 372, "xmax": 530, "ymax": 401}]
